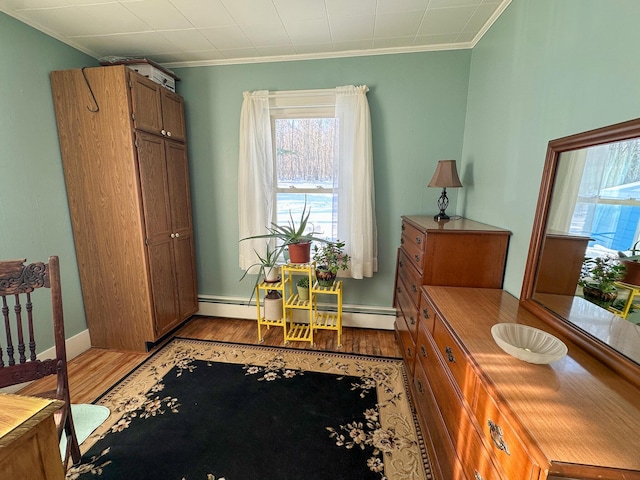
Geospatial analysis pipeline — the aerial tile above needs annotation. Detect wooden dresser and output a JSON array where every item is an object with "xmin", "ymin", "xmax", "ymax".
[
  {"xmin": 410, "ymin": 287, "xmax": 640, "ymax": 480},
  {"xmin": 394, "ymin": 216, "xmax": 510, "ymax": 377},
  {"xmin": 0, "ymin": 394, "xmax": 65, "ymax": 480}
]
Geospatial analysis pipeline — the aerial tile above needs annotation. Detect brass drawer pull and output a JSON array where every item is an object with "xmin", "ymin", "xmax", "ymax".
[
  {"xmin": 416, "ymin": 379, "xmax": 424, "ymax": 393},
  {"xmin": 414, "ymin": 254, "xmax": 420, "ymax": 263},
  {"xmin": 474, "ymin": 471, "xmax": 484, "ymax": 480},
  {"xmin": 422, "ymin": 308, "xmax": 429, "ymax": 319},
  {"xmin": 416, "ymin": 236, "xmax": 422, "ymax": 244},
  {"xmin": 445, "ymin": 346, "xmax": 456, "ymax": 363},
  {"xmin": 411, "ymin": 284, "xmax": 418, "ymax": 293},
  {"xmin": 399, "ymin": 260, "xmax": 404, "ymax": 268},
  {"xmin": 420, "ymin": 345, "xmax": 427, "ymax": 357},
  {"xmin": 400, "ymin": 237, "xmax": 405, "ymax": 244},
  {"xmin": 488, "ymin": 419, "xmax": 511, "ymax": 455},
  {"xmin": 409, "ymin": 316, "xmax": 415, "ymax": 325}
]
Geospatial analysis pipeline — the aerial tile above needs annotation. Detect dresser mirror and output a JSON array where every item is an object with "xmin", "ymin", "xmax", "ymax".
[{"xmin": 521, "ymin": 118, "xmax": 640, "ymax": 387}]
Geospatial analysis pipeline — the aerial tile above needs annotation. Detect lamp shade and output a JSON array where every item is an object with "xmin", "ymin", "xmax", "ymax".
[{"xmin": 428, "ymin": 160, "xmax": 463, "ymax": 188}]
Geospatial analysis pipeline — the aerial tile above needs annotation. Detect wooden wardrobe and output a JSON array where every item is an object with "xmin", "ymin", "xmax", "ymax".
[{"xmin": 50, "ymin": 65, "xmax": 198, "ymax": 351}]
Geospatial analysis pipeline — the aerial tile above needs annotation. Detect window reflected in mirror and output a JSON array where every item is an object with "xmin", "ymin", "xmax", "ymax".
[{"xmin": 534, "ymin": 138, "xmax": 640, "ymax": 323}]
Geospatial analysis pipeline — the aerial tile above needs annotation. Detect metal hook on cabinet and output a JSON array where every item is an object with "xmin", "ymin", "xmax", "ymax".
[{"xmin": 81, "ymin": 67, "xmax": 99, "ymax": 113}]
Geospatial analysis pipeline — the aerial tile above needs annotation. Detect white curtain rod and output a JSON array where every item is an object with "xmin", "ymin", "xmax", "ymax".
[{"xmin": 267, "ymin": 88, "xmax": 335, "ymax": 98}]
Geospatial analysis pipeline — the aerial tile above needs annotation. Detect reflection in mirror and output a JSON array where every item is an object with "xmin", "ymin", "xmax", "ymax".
[{"xmin": 522, "ymin": 118, "xmax": 640, "ymax": 387}]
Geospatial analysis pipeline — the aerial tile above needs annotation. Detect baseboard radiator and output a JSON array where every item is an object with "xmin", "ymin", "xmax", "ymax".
[{"xmin": 197, "ymin": 295, "xmax": 396, "ymax": 330}]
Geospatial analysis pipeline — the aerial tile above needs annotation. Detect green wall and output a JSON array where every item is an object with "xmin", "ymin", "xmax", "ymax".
[
  {"xmin": 4, "ymin": 0, "xmax": 640, "ymax": 351},
  {"xmin": 461, "ymin": 0, "xmax": 640, "ymax": 297},
  {"xmin": 0, "ymin": 12, "xmax": 98, "ymax": 349},
  {"xmin": 174, "ymin": 52, "xmax": 471, "ymax": 306}
]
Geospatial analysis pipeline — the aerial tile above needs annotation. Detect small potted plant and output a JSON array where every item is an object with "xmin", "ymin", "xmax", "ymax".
[
  {"xmin": 578, "ymin": 255, "xmax": 626, "ymax": 307},
  {"xmin": 239, "ymin": 242, "xmax": 280, "ymax": 303},
  {"xmin": 296, "ymin": 276, "xmax": 310, "ymax": 301},
  {"xmin": 240, "ymin": 198, "xmax": 328, "ymax": 264},
  {"xmin": 313, "ymin": 240, "xmax": 350, "ymax": 287},
  {"xmin": 618, "ymin": 240, "xmax": 640, "ymax": 286}
]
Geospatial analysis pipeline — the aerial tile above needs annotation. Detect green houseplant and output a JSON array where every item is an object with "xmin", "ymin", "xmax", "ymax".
[
  {"xmin": 240, "ymin": 199, "xmax": 327, "ymax": 264},
  {"xmin": 578, "ymin": 255, "xmax": 626, "ymax": 307},
  {"xmin": 296, "ymin": 276, "xmax": 310, "ymax": 301},
  {"xmin": 239, "ymin": 243, "xmax": 281, "ymax": 303},
  {"xmin": 313, "ymin": 240, "xmax": 350, "ymax": 287}
]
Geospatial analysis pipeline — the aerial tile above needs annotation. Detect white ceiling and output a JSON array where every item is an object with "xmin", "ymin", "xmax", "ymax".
[{"xmin": 1, "ymin": 0, "xmax": 511, "ymax": 68}]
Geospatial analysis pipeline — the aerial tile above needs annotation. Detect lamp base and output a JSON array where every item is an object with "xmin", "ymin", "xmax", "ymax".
[{"xmin": 434, "ymin": 187, "xmax": 450, "ymax": 222}]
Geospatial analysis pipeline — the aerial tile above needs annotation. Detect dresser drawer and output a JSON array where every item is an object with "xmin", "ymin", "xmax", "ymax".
[
  {"xmin": 457, "ymin": 417, "xmax": 505, "ymax": 480},
  {"xmin": 395, "ymin": 315, "xmax": 416, "ymax": 375},
  {"xmin": 415, "ymin": 315, "xmax": 431, "ymax": 372},
  {"xmin": 413, "ymin": 360, "xmax": 468, "ymax": 480},
  {"xmin": 398, "ymin": 248, "xmax": 422, "ymax": 307},
  {"xmin": 474, "ymin": 382, "xmax": 537, "ymax": 480},
  {"xmin": 400, "ymin": 221, "xmax": 425, "ymax": 272},
  {"xmin": 396, "ymin": 277, "xmax": 419, "ymax": 342},
  {"xmin": 419, "ymin": 288, "xmax": 435, "ymax": 334},
  {"xmin": 432, "ymin": 314, "xmax": 476, "ymax": 401},
  {"xmin": 421, "ymin": 331, "xmax": 467, "ymax": 448}
]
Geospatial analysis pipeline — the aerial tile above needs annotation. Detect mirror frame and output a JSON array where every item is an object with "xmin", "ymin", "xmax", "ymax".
[{"xmin": 521, "ymin": 117, "xmax": 640, "ymax": 388}]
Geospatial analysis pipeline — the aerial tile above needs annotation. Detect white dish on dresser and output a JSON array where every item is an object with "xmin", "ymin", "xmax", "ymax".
[{"xmin": 491, "ymin": 323, "xmax": 568, "ymax": 364}]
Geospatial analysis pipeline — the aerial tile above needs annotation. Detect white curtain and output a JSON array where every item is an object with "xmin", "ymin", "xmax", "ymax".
[
  {"xmin": 548, "ymin": 148, "xmax": 588, "ymax": 233},
  {"xmin": 238, "ymin": 90, "xmax": 274, "ymax": 270},
  {"xmin": 335, "ymin": 85, "xmax": 377, "ymax": 278}
]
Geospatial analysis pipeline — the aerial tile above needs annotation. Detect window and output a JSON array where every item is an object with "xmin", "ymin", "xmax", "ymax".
[
  {"xmin": 238, "ymin": 87, "xmax": 377, "ymax": 279},
  {"xmin": 273, "ymin": 114, "xmax": 336, "ymax": 241}
]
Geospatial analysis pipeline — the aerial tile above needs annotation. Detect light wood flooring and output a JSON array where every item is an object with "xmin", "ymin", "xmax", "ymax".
[{"xmin": 19, "ymin": 316, "xmax": 402, "ymax": 404}]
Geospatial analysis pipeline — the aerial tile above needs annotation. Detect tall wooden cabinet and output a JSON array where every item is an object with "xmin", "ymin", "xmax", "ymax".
[{"xmin": 50, "ymin": 65, "xmax": 198, "ymax": 351}]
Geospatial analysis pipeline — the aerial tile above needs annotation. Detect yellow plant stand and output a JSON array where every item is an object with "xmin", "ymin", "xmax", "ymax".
[
  {"xmin": 608, "ymin": 281, "xmax": 640, "ymax": 320},
  {"xmin": 255, "ymin": 263, "xmax": 343, "ymax": 346}
]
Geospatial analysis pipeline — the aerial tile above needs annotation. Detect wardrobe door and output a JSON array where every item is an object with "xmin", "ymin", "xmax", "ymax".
[
  {"xmin": 130, "ymin": 73, "xmax": 163, "ymax": 137},
  {"xmin": 165, "ymin": 140, "xmax": 198, "ymax": 319},
  {"xmin": 160, "ymin": 88, "xmax": 186, "ymax": 142},
  {"xmin": 136, "ymin": 132, "xmax": 180, "ymax": 335}
]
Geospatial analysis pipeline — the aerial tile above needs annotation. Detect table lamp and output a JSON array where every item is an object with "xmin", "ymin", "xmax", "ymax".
[{"xmin": 428, "ymin": 160, "xmax": 463, "ymax": 221}]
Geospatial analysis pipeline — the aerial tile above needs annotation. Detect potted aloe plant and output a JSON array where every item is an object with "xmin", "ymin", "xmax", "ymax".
[
  {"xmin": 313, "ymin": 240, "xmax": 350, "ymax": 287},
  {"xmin": 240, "ymin": 199, "xmax": 327, "ymax": 264},
  {"xmin": 239, "ymin": 243, "xmax": 281, "ymax": 303}
]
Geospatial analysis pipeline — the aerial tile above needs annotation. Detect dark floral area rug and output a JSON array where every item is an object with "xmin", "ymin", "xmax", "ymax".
[{"xmin": 66, "ymin": 338, "xmax": 430, "ymax": 480}]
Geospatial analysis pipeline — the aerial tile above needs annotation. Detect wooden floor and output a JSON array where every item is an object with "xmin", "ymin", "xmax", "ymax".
[{"xmin": 19, "ymin": 316, "xmax": 402, "ymax": 404}]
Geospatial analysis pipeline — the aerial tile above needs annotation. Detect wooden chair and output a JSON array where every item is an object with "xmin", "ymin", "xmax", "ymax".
[{"xmin": 0, "ymin": 256, "xmax": 81, "ymax": 468}]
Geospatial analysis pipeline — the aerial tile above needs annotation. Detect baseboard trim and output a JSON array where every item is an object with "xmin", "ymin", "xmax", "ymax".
[
  {"xmin": 0, "ymin": 329, "xmax": 92, "ymax": 394},
  {"xmin": 197, "ymin": 295, "xmax": 395, "ymax": 330}
]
